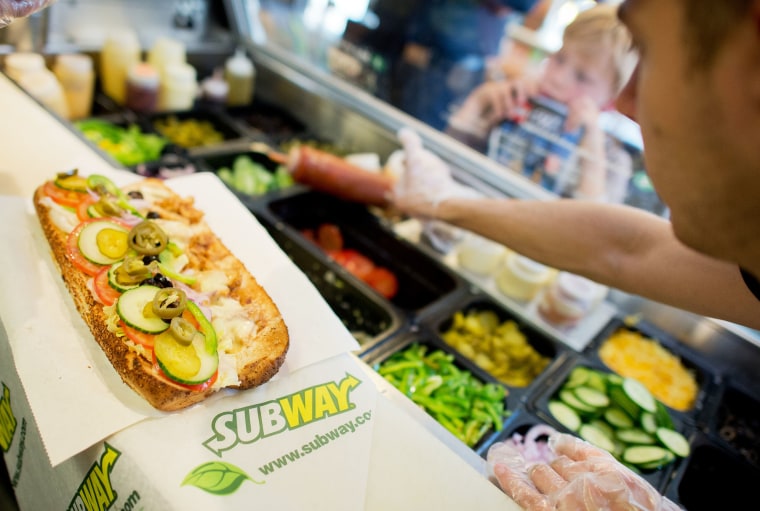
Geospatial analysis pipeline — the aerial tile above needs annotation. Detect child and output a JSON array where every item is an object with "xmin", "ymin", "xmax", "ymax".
[{"xmin": 446, "ymin": 4, "xmax": 637, "ymax": 202}]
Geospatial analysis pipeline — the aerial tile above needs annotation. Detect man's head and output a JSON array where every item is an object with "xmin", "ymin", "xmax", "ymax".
[
  {"xmin": 615, "ymin": 0, "xmax": 760, "ymax": 274},
  {"xmin": 538, "ymin": 4, "xmax": 636, "ymax": 108}
]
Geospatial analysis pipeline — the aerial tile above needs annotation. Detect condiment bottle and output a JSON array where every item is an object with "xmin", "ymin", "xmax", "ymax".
[
  {"xmin": 495, "ymin": 253, "xmax": 552, "ymax": 301},
  {"xmin": 53, "ymin": 53, "xmax": 95, "ymax": 119},
  {"xmin": 456, "ymin": 232, "xmax": 508, "ymax": 276},
  {"xmin": 3, "ymin": 52, "xmax": 46, "ymax": 82},
  {"xmin": 18, "ymin": 69, "xmax": 70, "ymax": 119},
  {"xmin": 125, "ymin": 62, "xmax": 160, "ymax": 113},
  {"xmin": 147, "ymin": 36, "xmax": 186, "ymax": 80},
  {"xmin": 538, "ymin": 272, "xmax": 605, "ymax": 328},
  {"xmin": 224, "ymin": 48, "xmax": 255, "ymax": 106},
  {"xmin": 159, "ymin": 62, "xmax": 197, "ymax": 111},
  {"xmin": 200, "ymin": 68, "xmax": 229, "ymax": 106},
  {"xmin": 100, "ymin": 29, "xmax": 141, "ymax": 105}
]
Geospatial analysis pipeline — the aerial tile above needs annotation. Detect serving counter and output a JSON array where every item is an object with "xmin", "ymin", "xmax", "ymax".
[
  {"xmin": 0, "ymin": 72, "xmax": 521, "ymax": 510},
  {"xmin": 2, "ymin": 2, "xmax": 760, "ymax": 507}
]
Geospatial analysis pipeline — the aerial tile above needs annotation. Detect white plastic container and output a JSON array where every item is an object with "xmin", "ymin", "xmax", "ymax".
[
  {"xmin": 53, "ymin": 54, "xmax": 95, "ymax": 119},
  {"xmin": 538, "ymin": 272, "xmax": 606, "ymax": 328},
  {"xmin": 456, "ymin": 232, "xmax": 508, "ymax": 276},
  {"xmin": 495, "ymin": 253, "xmax": 553, "ymax": 301},
  {"xmin": 159, "ymin": 62, "xmax": 197, "ymax": 111},
  {"xmin": 224, "ymin": 48, "xmax": 255, "ymax": 106},
  {"xmin": 3, "ymin": 52, "xmax": 46, "ymax": 83},
  {"xmin": 100, "ymin": 29, "xmax": 141, "ymax": 105},
  {"xmin": 18, "ymin": 69, "xmax": 70, "ymax": 119},
  {"xmin": 200, "ymin": 69, "xmax": 229, "ymax": 105}
]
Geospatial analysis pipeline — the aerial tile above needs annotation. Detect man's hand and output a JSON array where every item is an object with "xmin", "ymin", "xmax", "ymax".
[{"xmin": 490, "ymin": 433, "xmax": 682, "ymax": 511}]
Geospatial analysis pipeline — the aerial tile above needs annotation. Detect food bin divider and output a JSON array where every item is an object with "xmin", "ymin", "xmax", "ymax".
[
  {"xmin": 662, "ymin": 430, "xmax": 760, "ymax": 510},
  {"xmin": 254, "ymin": 213, "xmax": 405, "ymax": 351},
  {"xmin": 421, "ymin": 291, "xmax": 573, "ymax": 408},
  {"xmin": 581, "ymin": 316, "xmax": 720, "ymax": 426},
  {"xmin": 527, "ymin": 354, "xmax": 691, "ymax": 493},
  {"xmin": 362, "ymin": 327, "xmax": 520, "ymax": 454},
  {"xmin": 264, "ymin": 190, "xmax": 468, "ymax": 315}
]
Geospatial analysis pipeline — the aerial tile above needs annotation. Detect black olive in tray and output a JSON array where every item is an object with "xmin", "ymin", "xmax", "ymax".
[
  {"xmin": 364, "ymin": 331, "xmax": 513, "ymax": 453},
  {"xmin": 663, "ymin": 431, "xmax": 760, "ymax": 511},
  {"xmin": 258, "ymin": 216, "xmax": 403, "ymax": 350},
  {"xmin": 582, "ymin": 318, "xmax": 717, "ymax": 424},
  {"xmin": 426, "ymin": 295, "xmax": 569, "ymax": 402},
  {"xmin": 263, "ymin": 191, "xmax": 464, "ymax": 314},
  {"xmin": 529, "ymin": 356, "xmax": 695, "ymax": 492}
]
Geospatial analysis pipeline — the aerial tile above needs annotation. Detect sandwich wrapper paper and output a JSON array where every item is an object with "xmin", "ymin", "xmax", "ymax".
[{"xmin": 0, "ymin": 170, "xmax": 366, "ymax": 469}]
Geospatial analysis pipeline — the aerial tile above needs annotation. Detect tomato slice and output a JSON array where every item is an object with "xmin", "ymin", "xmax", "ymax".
[
  {"xmin": 43, "ymin": 180, "xmax": 88, "ymax": 208},
  {"xmin": 76, "ymin": 195, "xmax": 97, "ymax": 222},
  {"xmin": 332, "ymin": 249, "xmax": 375, "ymax": 281},
  {"xmin": 316, "ymin": 223, "xmax": 344, "ymax": 252},
  {"xmin": 152, "ymin": 350, "xmax": 219, "ymax": 392},
  {"xmin": 365, "ymin": 266, "xmax": 399, "ymax": 299},
  {"xmin": 93, "ymin": 265, "xmax": 121, "ymax": 306},
  {"xmin": 120, "ymin": 320, "xmax": 157, "ymax": 350}
]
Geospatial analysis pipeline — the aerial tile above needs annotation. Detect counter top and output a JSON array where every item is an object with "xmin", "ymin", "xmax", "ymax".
[{"xmin": 0, "ymin": 73, "xmax": 522, "ymax": 510}]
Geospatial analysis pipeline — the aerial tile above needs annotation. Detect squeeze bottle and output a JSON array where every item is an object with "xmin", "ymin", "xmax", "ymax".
[
  {"xmin": 224, "ymin": 48, "xmax": 255, "ymax": 106},
  {"xmin": 100, "ymin": 29, "xmax": 141, "ymax": 105},
  {"xmin": 53, "ymin": 53, "xmax": 95, "ymax": 119}
]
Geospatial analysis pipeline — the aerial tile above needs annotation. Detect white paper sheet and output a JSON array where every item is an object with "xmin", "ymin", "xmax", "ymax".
[{"xmin": 0, "ymin": 169, "xmax": 359, "ymax": 467}]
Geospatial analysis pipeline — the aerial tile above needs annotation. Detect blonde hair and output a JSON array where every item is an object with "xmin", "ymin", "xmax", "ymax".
[{"xmin": 562, "ymin": 4, "xmax": 637, "ymax": 92}]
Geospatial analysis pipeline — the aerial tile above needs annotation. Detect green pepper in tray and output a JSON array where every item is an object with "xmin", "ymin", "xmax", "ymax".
[
  {"xmin": 75, "ymin": 119, "xmax": 167, "ymax": 166},
  {"xmin": 375, "ymin": 342, "xmax": 510, "ymax": 447}
]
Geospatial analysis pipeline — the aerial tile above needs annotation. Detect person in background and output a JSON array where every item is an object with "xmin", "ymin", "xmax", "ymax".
[
  {"xmin": 398, "ymin": 0, "xmax": 541, "ymax": 131},
  {"xmin": 394, "ymin": 0, "xmax": 760, "ymax": 508},
  {"xmin": 447, "ymin": 3, "xmax": 637, "ymax": 202}
]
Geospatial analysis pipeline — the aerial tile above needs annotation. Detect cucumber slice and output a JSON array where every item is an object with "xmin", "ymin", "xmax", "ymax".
[
  {"xmin": 654, "ymin": 400, "xmax": 675, "ymax": 430},
  {"xmin": 78, "ymin": 220, "xmax": 129, "ymax": 265},
  {"xmin": 655, "ymin": 428, "xmax": 690, "ymax": 458},
  {"xmin": 559, "ymin": 389, "xmax": 598, "ymax": 413},
  {"xmin": 622, "ymin": 377, "xmax": 657, "ymax": 414},
  {"xmin": 637, "ymin": 450, "xmax": 675, "ymax": 470},
  {"xmin": 55, "ymin": 173, "xmax": 88, "ymax": 192},
  {"xmin": 548, "ymin": 400, "xmax": 581, "ymax": 431},
  {"xmin": 86, "ymin": 204, "xmax": 102, "ymax": 218},
  {"xmin": 605, "ymin": 407, "xmax": 634, "ymax": 429},
  {"xmin": 640, "ymin": 412, "xmax": 658, "ymax": 434},
  {"xmin": 107, "ymin": 262, "xmax": 140, "ymax": 293},
  {"xmin": 590, "ymin": 419, "xmax": 615, "ymax": 440},
  {"xmin": 579, "ymin": 423, "xmax": 616, "ymax": 453},
  {"xmin": 609, "ymin": 385, "xmax": 641, "ymax": 419},
  {"xmin": 622, "ymin": 445, "xmax": 672, "ymax": 467},
  {"xmin": 155, "ymin": 330, "xmax": 219, "ymax": 385},
  {"xmin": 573, "ymin": 386, "xmax": 610, "ymax": 409},
  {"xmin": 117, "ymin": 286, "xmax": 170, "ymax": 334},
  {"xmin": 616, "ymin": 428, "xmax": 656, "ymax": 445},
  {"xmin": 564, "ymin": 367, "xmax": 591, "ymax": 388},
  {"xmin": 585, "ymin": 370, "xmax": 608, "ymax": 393}
]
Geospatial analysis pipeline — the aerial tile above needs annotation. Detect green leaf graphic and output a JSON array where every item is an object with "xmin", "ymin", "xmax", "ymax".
[{"xmin": 182, "ymin": 461, "xmax": 263, "ymax": 495}]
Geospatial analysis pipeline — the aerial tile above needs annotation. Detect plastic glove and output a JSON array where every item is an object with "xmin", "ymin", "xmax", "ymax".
[
  {"xmin": 488, "ymin": 432, "xmax": 682, "ymax": 511},
  {"xmin": 394, "ymin": 127, "xmax": 481, "ymax": 252},
  {"xmin": 0, "ymin": 0, "xmax": 56, "ymax": 27}
]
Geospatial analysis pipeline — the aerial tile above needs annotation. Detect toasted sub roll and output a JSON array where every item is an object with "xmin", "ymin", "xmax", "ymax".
[{"xmin": 33, "ymin": 176, "xmax": 289, "ymax": 411}]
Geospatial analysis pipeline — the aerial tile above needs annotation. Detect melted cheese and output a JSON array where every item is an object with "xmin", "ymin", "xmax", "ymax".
[{"xmin": 210, "ymin": 296, "xmax": 258, "ymax": 352}]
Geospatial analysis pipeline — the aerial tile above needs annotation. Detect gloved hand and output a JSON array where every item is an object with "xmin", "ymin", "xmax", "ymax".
[
  {"xmin": 0, "ymin": 0, "xmax": 56, "ymax": 27},
  {"xmin": 488, "ymin": 432, "xmax": 682, "ymax": 511},
  {"xmin": 394, "ymin": 127, "xmax": 481, "ymax": 252},
  {"xmin": 394, "ymin": 127, "xmax": 480, "ymax": 219}
]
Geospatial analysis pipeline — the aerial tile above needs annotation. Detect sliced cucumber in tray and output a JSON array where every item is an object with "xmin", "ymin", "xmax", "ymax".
[{"xmin": 542, "ymin": 364, "xmax": 691, "ymax": 473}]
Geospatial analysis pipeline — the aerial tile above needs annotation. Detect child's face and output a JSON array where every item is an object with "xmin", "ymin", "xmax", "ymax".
[{"xmin": 538, "ymin": 41, "xmax": 617, "ymax": 108}]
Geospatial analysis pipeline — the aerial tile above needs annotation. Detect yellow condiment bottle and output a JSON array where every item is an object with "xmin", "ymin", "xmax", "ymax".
[
  {"xmin": 224, "ymin": 48, "xmax": 255, "ymax": 107},
  {"xmin": 53, "ymin": 54, "xmax": 95, "ymax": 119},
  {"xmin": 100, "ymin": 29, "xmax": 141, "ymax": 105}
]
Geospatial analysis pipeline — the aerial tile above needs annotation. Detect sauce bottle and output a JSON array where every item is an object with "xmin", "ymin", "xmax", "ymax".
[
  {"xmin": 3, "ymin": 52, "xmax": 46, "ymax": 83},
  {"xmin": 147, "ymin": 36, "xmax": 186, "ymax": 80},
  {"xmin": 53, "ymin": 53, "xmax": 95, "ymax": 119},
  {"xmin": 18, "ymin": 69, "xmax": 70, "ymax": 119},
  {"xmin": 456, "ymin": 232, "xmax": 508, "ymax": 276},
  {"xmin": 100, "ymin": 29, "xmax": 141, "ymax": 105},
  {"xmin": 125, "ymin": 62, "xmax": 160, "ymax": 113},
  {"xmin": 224, "ymin": 48, "xmax": 255, "ymax": 106}
]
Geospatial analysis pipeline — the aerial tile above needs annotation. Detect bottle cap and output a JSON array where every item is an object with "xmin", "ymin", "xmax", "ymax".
[
  {"xmin": 55, "ymin": 54, "xmax": 93, "ymax": 74},
  {"xmin": 127, "ymin": 62, "xmax": 160, "ymax": 87},
  {"xmin": 4, "ymin": 52, "xmax": 46, "ymax": 81},
  {"xmin": 226, "ymin": 48, "xmax": 254, "ymax": 75},
  {"xmin": 508, "ymin": 254, "xmax": 550, "ymax": 281}
]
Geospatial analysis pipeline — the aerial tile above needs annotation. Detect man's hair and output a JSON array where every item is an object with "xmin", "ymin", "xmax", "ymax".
[
  {"xmin": 681, "ymin": 0, "xmax": 751, "ymax": 69},
  {"xmin": 562, "ymin": 4, "xmax": 637, "ymax": 93}
]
